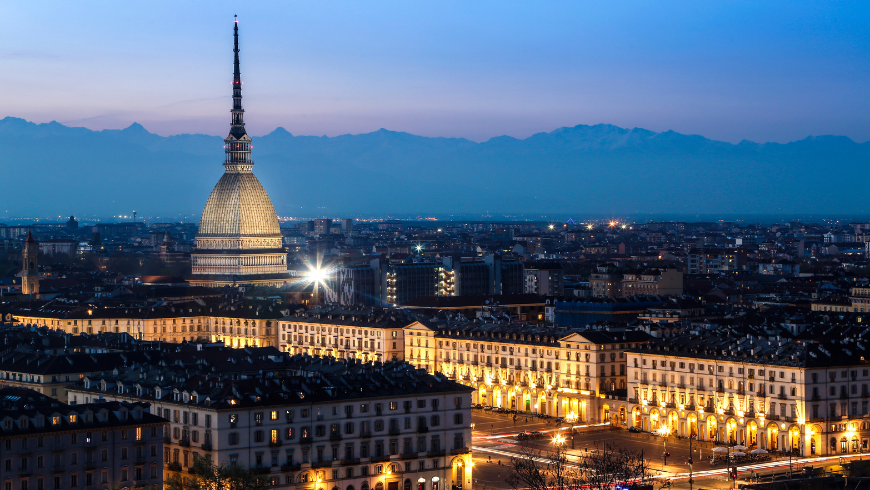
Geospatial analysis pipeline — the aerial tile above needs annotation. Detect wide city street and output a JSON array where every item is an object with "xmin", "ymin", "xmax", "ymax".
[{"xmin": 469, "ymin": 409, "xmax": 858, "ymax": 490}]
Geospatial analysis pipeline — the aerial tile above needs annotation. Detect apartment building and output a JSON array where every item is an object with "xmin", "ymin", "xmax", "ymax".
[
  {"xmin": 3, "ymin": 298, "xmax": 283, "ymax": 348},
  {"xmin": 0, "ymin": 349, "xmax": 152, "ymax": 401},
  {"xmin": 620, "ymin": 269, "xmax": 683, "ymax": 298},
  {"xmin": 0, "ymin": 387, "xmax": 165, "ymax": 490},
  {"xmin": 625, "ymin": 332, "xmax": 870, "ymax": 457},
  {"xmin": 68, "ymin": 358, "xmax": 473, "ymax": 490},
  {"xmin": 405, "ymin": 321, "xmax": 650, "ymax": 424},
  {"xmin": 278, "ymin": 306, "xmax": 418, "ymax": 362}
]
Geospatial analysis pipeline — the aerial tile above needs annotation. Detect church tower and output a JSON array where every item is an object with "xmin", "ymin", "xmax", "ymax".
[
  {"xmin": 190, "ymin": 17, "xmax": 289, "ymax": 287},
  {"xmin": 21, "ymin": 230, "xmax": 39, "ymax": 295}
]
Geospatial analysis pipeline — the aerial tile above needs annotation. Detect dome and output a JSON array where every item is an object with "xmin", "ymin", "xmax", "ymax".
[{"xmin": 197, "ymin": 171, "xmax": 281, "ymax": 238}]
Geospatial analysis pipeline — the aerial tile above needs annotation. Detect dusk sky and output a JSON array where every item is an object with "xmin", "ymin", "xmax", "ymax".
[{"xmin": 5, "ymin": 1, "xmax": 869, "ymax": 143}]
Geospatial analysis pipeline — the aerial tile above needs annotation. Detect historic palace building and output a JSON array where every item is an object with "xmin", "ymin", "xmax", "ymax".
[
  {"xmin": 68, "ymin": 355, "xmax": 473, "ymax": 490},
  {"xmin": 404, "ymin": 321, "xmax": 650, "ymax": 425},
  {"xmin": 3, "ymin": 297, "xmax": 283, "ymax": 348},
  {"xmin": 190, "ymin": 18, "xmax": 290, "ymax": 288},
  {"xmin": 278, "ymin": 306, "xmax": 418, "ymax": 362},
  {"xmin": 625, "ymin": 332, "xmax": 870, "ymax": 457}
]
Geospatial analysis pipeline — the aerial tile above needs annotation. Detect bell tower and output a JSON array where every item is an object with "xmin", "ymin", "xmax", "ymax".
[{"xmin": 21, "ymin": 230, "xmax": 39, "ymax": 296}]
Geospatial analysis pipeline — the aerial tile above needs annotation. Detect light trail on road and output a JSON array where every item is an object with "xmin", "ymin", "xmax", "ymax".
[{"xmin": 473, "ymin": 443, "xmax": 870, "ymax": 482}]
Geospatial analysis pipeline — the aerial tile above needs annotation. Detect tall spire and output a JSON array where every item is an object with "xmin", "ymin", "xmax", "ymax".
[{"xmin": 225, "ymin": 14, "xmax": 252, "ymax": 171}]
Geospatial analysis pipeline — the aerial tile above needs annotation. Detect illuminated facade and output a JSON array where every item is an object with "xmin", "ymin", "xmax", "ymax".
[
  {"xmin": 6, "ymin": 302, "xmax": 280, "ymax": 348},
  {"xmin": 626, "ymin": 335, "xmax": 870, "ymax": 457},
  {"xmin": 278, "ymin": 307, "xmax": 415, "ymax": 361},
  {"xmin": 190, "ymin": 19, "xmax": 289, "ymax": 287},
  {"xmin": 404, "ymin": 322, "xmax": 650, "ymax": 424}
]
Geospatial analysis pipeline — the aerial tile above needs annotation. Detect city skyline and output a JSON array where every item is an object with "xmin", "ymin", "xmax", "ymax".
[{"xmin": 4, "ymin": 1, "xmax": 870, "ymax": 144}]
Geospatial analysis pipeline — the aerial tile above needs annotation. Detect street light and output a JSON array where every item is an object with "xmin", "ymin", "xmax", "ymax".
[{"xmin": 656, "ymin": 426, "xmax": 671, "ymax": 465}]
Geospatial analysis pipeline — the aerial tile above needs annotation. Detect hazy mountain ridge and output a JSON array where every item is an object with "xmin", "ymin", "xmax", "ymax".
[{"xmin": 1, "ymin": 117, "xmax": 868, "ymax": 218}]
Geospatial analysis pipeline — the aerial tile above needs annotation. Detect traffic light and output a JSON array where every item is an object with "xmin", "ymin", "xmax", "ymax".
[
  {"xmin": 665, "ymin": 452, "xmax": 670, "ymax": 457},
  {"xmin": 687, "ymin": 458, "xmax": 693, "ymax": 465},
  {"xmin": 731, "ymin": 467, "xmax": 738, "ymax": 480}
]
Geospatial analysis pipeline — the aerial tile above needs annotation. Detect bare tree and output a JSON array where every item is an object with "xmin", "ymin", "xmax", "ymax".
[
  {"xmin": 576, "ymin": 441, "xmax": 653, "ymax": 490},
  {"xmin": 166, "ymin": 455, "xmax": 269, "ymax": 490},
  {"xmin": 507, "ymin": 439, "xmax": 653, "ymax": 490}
]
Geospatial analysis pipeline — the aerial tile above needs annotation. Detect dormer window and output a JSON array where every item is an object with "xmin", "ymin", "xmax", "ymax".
[{"xmin": 69, "ymin": 414, "xmax": 77, "ymax": 424}]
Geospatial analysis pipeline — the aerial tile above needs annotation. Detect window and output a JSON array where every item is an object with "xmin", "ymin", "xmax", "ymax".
[
  {"xmin": 454, "ymin": 413, "xmax": 463, "ymax": 425},
  {"xmin": 229, "ymin": 433, "xmax": 239, "ymax": 445}
]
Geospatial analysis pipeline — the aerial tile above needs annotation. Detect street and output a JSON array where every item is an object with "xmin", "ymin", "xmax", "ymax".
[{"xmin": 469, "ymin": 409, "xmax": 856, "ymax": 490}]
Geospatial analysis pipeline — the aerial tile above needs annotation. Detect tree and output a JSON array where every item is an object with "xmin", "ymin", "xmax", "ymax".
[
  {"xmin": 166, "ymin": 456, "xmax": 269, "ymax": 490},
  {"xmin": 507, "ymin": 439, "xmax": 654, "ymax": 490}
]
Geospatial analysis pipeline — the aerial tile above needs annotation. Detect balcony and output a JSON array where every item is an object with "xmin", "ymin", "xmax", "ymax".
[
  {"xmin": 748, "ymin": 374, "xmax": 755, "ymax": 380},
  {"xmin": 371, "ymin": 455, "xmax": 391, "ymax": 463},
  {"xmin": 83, "ymin": 462, "xmax": 98, "ymax": 471},
  {"xmin": 163, "ymin": 436, "xmax": 171, "ymax": 444},
  {"xmin": 360, "ymin": 431, "xmax": 372, "ymax": 438},
  {"xmin": 811, "ymin": 394, "xmax": 821, "ymax": 401},
  {"xmin": 715, "ymin": 388, "xmax": 725, "ymax": 394},
  {"xmin": 757, "ymin": 391, "xmax": 766, "ymax": 397},
  {"xmin": 677, "ymin": 384, "xmax": 686, "ymax": 390},
  {"xmin": 340, "ymin": 458, "xmax": 360, "ymax": 466},
  {"xmin": 253, "ymin": 466, "xmax": 271, "ymax": 475},
  {"xmin": 388, "ymin": 428, "xmax": 400, "ymax": 436},
  {"xmin": 269, "ymin": 440, "xmax": 283, "ymax": 447},
  {"xmin": 281, "ymin": 463, "xmax": 302, "ymax": 472},
  {"xmin": 736, "ymin": 389, "xmax": 746, "ymax": 396},
  {"xmin": 312, "ymin": 461, "xmax": 333, "ymax": 469},
  {"xmin": 330, "ymin": 433, "xmax": 344, "ymax": 441},
  {"xmin": 399, "ymin": 452, "xmax": 417, "ymax": 460},
  {"xmin": 427, "ymin": 449, "xmax": 446, "ymax": 457},
  {"xmin": 135, "ymin": 457, "xmax": 148, "ymax": 465},
  {"xmin": 778, "ymin": 394, "xmax": 788, "ymax": 400},
  {"xmin": 769, "ymin": 377, "xmax": 776, "ymax": 383},
  {"xmin": 300, "ymin": 436, "xmax": 313, "ymax": 444},
  {"xmin": 417, "ymin": 426, "xmax": 429, "ymax": 434},
  {"xmin": 767, "ymin": 414, "xmax": 781, "ymax": 421},
  {"xmin": 166, "ymin": 462, "xmax": 182, "ymax": 472},
  {"xmin": 179, "ymin": 438, "xmax": 191, "ymax": 447},
  {"xmin": 659, "ymin": 382, "xmax": 668, "ymax": 388},
  {"xmin": 201, "ymin": 442, "xmax": 213, "ymax": 451},
  {"xmin": 450, "ymin": 447, "xmax": 470, "ymax": 455}
]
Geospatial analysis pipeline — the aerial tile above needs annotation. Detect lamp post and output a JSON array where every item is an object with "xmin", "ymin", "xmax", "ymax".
[{"xmin": 656, "ymin": 426, "xmax": 671, "ymax": 466}]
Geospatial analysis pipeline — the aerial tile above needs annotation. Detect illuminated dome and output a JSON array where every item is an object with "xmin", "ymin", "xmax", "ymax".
[
  {"xmin": 198, "ymin": 172, "xmax": 281, "ymax": 238},
  {"xmin": 189, "ymin": 19, "xmax": 289, "ymax": 288}
]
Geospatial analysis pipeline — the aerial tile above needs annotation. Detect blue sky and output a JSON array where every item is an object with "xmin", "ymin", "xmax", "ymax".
[{"xmin": 4, "ymin": 1, "xmax": 869, "ymax": 142}]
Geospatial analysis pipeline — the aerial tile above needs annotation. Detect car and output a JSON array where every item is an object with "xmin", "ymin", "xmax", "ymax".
[
  {"xmin": 628, "ymin": 426, "xmax": 642, "ymax": 433},
  {"xmin": 529, "ymin": 431, "xmax": 543, "ymax": 439},
  {"xmin": 494, "ymin": 407, "xmax": 504, "ymax": 413},
  {"xmin": 555, "ymin": 417, "xmax": 564, "ymax": 423},
  {"xmin": 516, "ymin": 431, "xmax": 529, "ymax": 440},
  {"xmin": 483, "ymin": 405, "xmax": 492, "ymax": 411}
]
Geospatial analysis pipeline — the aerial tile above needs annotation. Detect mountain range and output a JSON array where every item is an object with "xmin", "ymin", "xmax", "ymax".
[{"xmin": 1, "ymin": 116, "xmax": 868, "ymax": 219}]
